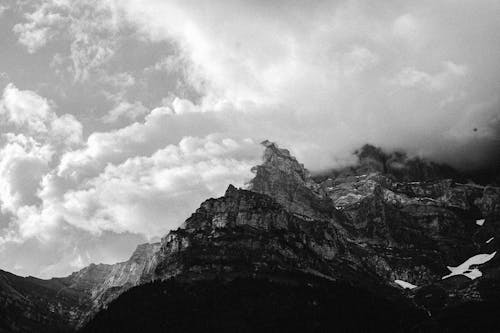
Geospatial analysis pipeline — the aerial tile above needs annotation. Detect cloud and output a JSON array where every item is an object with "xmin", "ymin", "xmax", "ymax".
[
  {"xmin": 50, "ymin": 114, "xmax": 84, "ymax": 148},
  {"xmin": 0, "ymin": 134, "xmax": 52, "ymax": 214},
  {"xmin": 392, "ymin": 61, "xmax": 467, "ymax": 91},
  {"xmin": 3, "ymin": 131, "xmax": 260, "ymax": 277},
  {"xmin": 0, "ymin": 83, "xmax": 83, "ymax": 147},
  {"xmin": 50, "ymin": 135, "xmax": 260, "ymax": 237},
  {"xmin": 102, "ymin": 100, "xmax": 148, "ymax": 123},
  {"xmin": 341, "ymin": 46, "xmax": 379, "ymax": 76},
  {"xmin": 13, "ymin": 0, "xmax": 123, "ymax": 81},
  {"xmin": 12, "ymin": 2, "xmax": 67, "ymax": 53},
  {"xmin": 0, "ymin": 225, "xmax": 148, "ymax": 278},
  {"xmin": 57, "ymin": 105, "xmax": 221, "ymax": 181},
  {"xmin": 0, "ymin": 84, "xmax": 82, "ymax": 216},
  {"xmin": 0, "ymin": 84, "xmax": 87, "ymax": 275},
  {"xmin": 0, "ymin": 4, "xmax": 8, "ymax": 17},
  {"xmin": 9, "ymin": 1, "xmax": 500, "ymax": 170},
  {"xmin": 0, "ymin": 83, "xmax": 261, "ymax": 276},
  {"xmin": 1, "ymin": 83, "xmax": 53, "ymax": 133},
  {"xmin": 144, "ymin": 54, "xmax": 185, "ymax": 74},
  {"xmin": 101, "ymin": 72, "xmax": 136, "ymax": 89},
  {"xmin": 392, "ymin": 14, "xmax": 422, "ymax": 47},
  {"xmin": 116, "ymin": 0, "xmax": 500, "ymax": 170}
]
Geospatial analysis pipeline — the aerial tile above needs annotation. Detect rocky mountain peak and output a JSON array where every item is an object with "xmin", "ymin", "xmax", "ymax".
[
  {"xmin": 247, "ymin": 140, "xmax": 334, "ymax": 220},
  {"xmin": 258, "ymin": 140, "xmax": 310, "ymax": 181},
  {"xmin": 224, "ymin": 183, "xmax": 238, "ymax": 196}
]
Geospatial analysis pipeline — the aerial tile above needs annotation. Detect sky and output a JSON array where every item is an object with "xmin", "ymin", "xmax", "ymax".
[{"xmin": 0, "ymin": 0, "xmax": 499, "ymax": 278}]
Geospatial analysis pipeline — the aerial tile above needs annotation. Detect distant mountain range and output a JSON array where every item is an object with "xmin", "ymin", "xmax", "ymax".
[{"xmin": 1, "ymin": 141, "xmax": 499, "ymax": 332}]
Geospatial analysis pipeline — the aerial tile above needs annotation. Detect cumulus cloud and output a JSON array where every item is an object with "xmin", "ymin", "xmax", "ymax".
[
  {"xmin": 102, "ymin": 100, "xmax": 148, "ymax": 123},
  {"xmin": 49, "ymin": 135, "xmax": 260, "ymax": 237},
  {"xmin": 13, "ymin": 0, "xmax": 123, "ymax": 81},
  {"xmin": 58, "ymin": 105, "xmax": 221, "ymax": 181},
  {"xmin": 0, "ymin": 84, "xmax": 82, "ymax": 220},
  {"xmin": 13, "ymin": 2, "xmax": 67, "ymax": 53},
  {"xmin": 116, "ymin": 0, "xmax": 500, "ymax": 170},
  {"xmin": 0, "ymin": 84, "xmax": 82, "ymax": 147},
  {"xmin": 0, "ymin": 83, "xmax": 261, "ymax": 276},
  {"xmin": 0, "ymin": 134, "xmax": 52, "ymax": 214},
  {"xmin": 1, "ymin": 83, "xmax": 53, "ymax": 133},
  {"xmin": 0, "ymin": 84, "xmax": 87, "ymax": 276}
]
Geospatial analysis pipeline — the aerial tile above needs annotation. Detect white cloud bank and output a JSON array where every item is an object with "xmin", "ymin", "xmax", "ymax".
[
  {"xmin": 0, "ymin": 84, "xmax": 260, "ymax": 277},
  {"xmin": 114, "ymin": 0, "xmax": 500, "ymax": 170},
  {"xmin": 11, "ymin": 0, "xmax": 500, "ymax": 168}
]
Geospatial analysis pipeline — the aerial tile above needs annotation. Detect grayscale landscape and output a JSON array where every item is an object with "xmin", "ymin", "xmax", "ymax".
[{"xmin": 0, "ymin": 1, "xmax": 499, "ymax": 332}]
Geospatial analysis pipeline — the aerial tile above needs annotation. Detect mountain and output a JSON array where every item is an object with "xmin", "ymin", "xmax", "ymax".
[
  {"xmin": 1, "ymin": 141, "xmax": 499, "ymax": 332},
  {"xmin": 0, "ymin": 242, "xmax": 159, "ymax": 332},
  {"xmin": 0, "ymin": 269, "xmax": 83, "ymax": 332}
]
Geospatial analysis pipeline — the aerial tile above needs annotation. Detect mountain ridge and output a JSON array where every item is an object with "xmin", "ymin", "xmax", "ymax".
[{"xmin": 1, "ymin": 141, "xmax": 499, "ymax": 332}]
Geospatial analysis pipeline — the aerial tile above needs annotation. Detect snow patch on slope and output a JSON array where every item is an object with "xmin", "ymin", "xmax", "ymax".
[
  {"xmin": 442, "ymin": 252, "xmax": 496, "ymax": 280},
  {"xmin": 394, "ymin": 279, "xmax": 417, "ymax": 289}
]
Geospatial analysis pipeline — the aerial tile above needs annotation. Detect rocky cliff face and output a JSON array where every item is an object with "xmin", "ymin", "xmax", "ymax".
[
  {"xmin": 62, "ymin": 242, "xmax": 160, "ymax": 317},
  {"xmin": 1, "ymin": 141, "xmax": 499, "ymax": 332},
  {"xmin": 248, "ymin": 140, "xmax": 336, "ymax": 221},
  {"xmin": 151, "ymin": 184, "xmax": 350, "ymax": 283}
]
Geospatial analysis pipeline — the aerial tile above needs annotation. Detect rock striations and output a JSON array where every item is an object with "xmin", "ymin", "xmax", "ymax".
[{"xmin": 1, "ymin": 141, "xmax": 499, "ymax": 332}]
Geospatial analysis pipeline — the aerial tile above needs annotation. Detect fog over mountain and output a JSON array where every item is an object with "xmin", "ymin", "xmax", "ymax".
[{"xmin": 0, "ymin": 0, "xmax": 499, "ymax": 278}]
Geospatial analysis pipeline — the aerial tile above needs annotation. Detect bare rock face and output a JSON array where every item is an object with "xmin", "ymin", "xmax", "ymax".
[
  {"xmin": 152, "ymin": 185, "xmax": 348, "ymax": 282},
  {"xmin": 66, "ymin": 242, "xmax": 160, "ymax": 296},
  {"xmin": 62, "ymin": 242, "xmax": 161, "ymax": 319},
  {"xmin": 314, "ymin": 146, "xmax": 500, "ymax": 313},
  {"xmin": 247, "ymin": 140, "xmax": 335, "ymax": 221}
]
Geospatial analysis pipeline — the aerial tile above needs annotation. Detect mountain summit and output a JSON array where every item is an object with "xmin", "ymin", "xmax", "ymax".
[{"xmin": 1, "ymin": 141, "xmax": 499, "ymax": 332}]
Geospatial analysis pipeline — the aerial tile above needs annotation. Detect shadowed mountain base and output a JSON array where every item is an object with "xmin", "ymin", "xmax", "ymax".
[{"xmin": 81, "ymin": 278, "xmax": 425, "ymax": 333}]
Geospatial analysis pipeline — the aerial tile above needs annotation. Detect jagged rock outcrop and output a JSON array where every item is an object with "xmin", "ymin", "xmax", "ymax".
[{"xmin": 248, "ymin": 140, "xmax": 336, "ymax": 221}]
